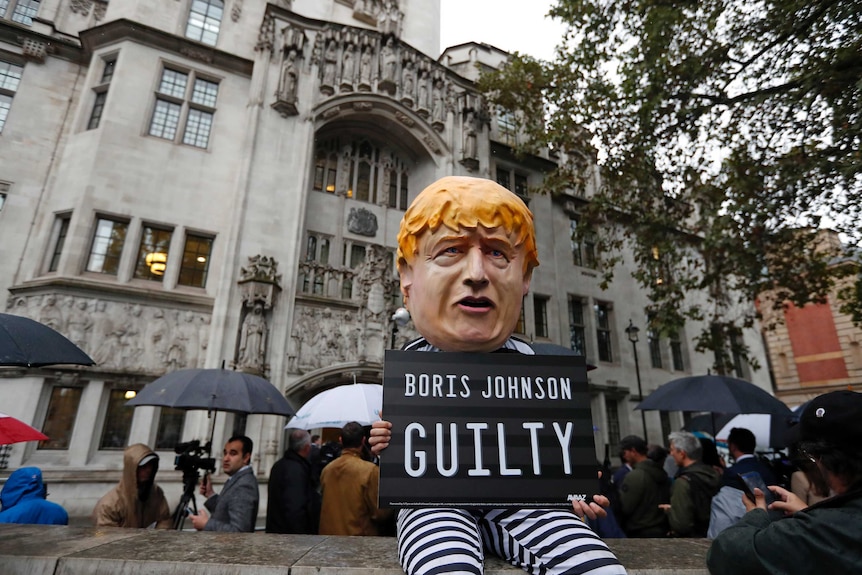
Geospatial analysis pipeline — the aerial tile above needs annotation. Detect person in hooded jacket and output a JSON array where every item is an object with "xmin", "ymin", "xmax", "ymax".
[
  {"xmin": 92, "ymin": 443, "xmax": 172, "ymax": 528},
  {"xmin": 0, "ymin": 466, "xmax": 68, "ymax": 525}
]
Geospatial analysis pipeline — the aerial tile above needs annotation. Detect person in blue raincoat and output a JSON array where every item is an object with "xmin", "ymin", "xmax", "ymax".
[{"xmin": 0, "ymin": 466, "xmax": 68, "ymax": 525}]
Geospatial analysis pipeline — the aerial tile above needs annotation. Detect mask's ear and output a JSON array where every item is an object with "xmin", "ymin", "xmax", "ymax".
[
  {"xmin": 522, "ymin": 268, "xmax": 533, "ymax": 296},
  {"xmin": 399, "ymin": 264, "xmax": 414, "ymax": 307}
]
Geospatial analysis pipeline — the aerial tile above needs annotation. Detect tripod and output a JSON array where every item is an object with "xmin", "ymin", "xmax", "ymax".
[{"xmin": 172, "ymin": 467, "xmax": 203, "ymax": 530}]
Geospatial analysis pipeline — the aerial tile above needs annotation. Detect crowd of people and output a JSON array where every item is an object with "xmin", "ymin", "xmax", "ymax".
[{"xmin": 2, "ymin": 176, "xmax": 860, "ymax": 575}]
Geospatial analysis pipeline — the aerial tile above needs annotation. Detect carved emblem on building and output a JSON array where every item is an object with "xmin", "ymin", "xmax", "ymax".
[{"xmin": 347, "ymin": 207, "xmax": 378, "ymax": 237}]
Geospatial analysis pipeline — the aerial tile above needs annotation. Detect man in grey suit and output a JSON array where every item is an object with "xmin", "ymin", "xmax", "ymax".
[{"xmin": 190, "ymin": 435, "xmax": 259, "ymax": 532}]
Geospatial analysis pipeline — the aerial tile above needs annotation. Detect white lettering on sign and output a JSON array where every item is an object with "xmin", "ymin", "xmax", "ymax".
[
  {"xmin": 402, "ymin": 421, "xmax": 575, "ymax": 478},
  {"xmin": 405, "ymin": 422, "xmax": 426, "ymax": 477},
  {"xmin": 436, "ymin": 422, "xmax": 458, "ymax": 477},
  {"xmin": 497, "ymin": 422, "xmax": 521, "ymax": 476},
  {"xmin": 466, "ymin": 422, "xmax": 490, "ymax": 476},
  {"xmin": 523, "ymin": 422, "xmax": 544, "ymax": 475},
  {"xmin": 553, "ymin": 422, "xmax": 573, "ymax": 474},
  {"xmin": 404, "ymin": 373, "xmax": 471, "ymax": 398},
  {"xmin": 481, "ymin": 376, "xmax": 572, "ymax": 400}
]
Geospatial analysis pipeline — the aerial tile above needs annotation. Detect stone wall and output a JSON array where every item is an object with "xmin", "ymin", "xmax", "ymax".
[{"xmin": 0, "ymin": 524, "xmax": 712, "ymax": 575}]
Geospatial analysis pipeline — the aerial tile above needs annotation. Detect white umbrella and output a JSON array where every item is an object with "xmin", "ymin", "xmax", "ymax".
[
  {"xmin": 716, "ymin": 413, "xmax": 792, "ymax": 450},
  {"xmin": 286, "ymin": 383, "xmax": 382, "ymax": 429}
]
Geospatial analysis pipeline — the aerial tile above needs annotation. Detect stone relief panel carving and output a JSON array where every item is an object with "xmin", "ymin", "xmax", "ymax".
[
  {"xmin": 5, "ymin": 294, "xmax": 211, "ymax": 374},
  {"xmin": 289, "ymin": 306, "xmax": 361, "ymax": 374},
  {"xmin": 289, "ymin": 244, "xmax": 400, "ymax": 372},
  {"xmin": 69, "ymin": 0, "xmax": 93, "ymax": 16}
]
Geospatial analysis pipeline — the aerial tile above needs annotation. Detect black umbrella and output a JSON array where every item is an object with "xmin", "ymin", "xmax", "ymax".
[
  {"xmin": 0, "ymin": 312, "xmax": 95, "ymax": 367},
  {"xmin": 126, "ymin": 368, "xmax": 293, "ymax": 416},
  {"xmin": 636, "ymin": 374, "xmax": 791, "ymax": 417}
]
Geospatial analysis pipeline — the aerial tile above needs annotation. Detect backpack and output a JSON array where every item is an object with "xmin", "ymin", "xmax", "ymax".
[
  {"xmin": 678, "ymin": 471, "xmax": 719, "ymax": 536},
  {"xmin": 318, "ymin": 441, "xmax": 342, "ymax": 470}
]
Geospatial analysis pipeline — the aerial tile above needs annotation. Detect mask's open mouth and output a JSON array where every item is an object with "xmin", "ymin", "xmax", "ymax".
[{"xmin": 459, "ymin": 297, "xmax": 492, "ymax": 309}]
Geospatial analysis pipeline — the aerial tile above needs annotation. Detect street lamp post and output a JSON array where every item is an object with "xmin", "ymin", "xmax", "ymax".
[
  {"xmin": 625, "ymin": 319, "xmax": 648, "ymax": 441},
  {"xmin": 390, "ymin": 307, "xmax": 410, "ymax": 349}
]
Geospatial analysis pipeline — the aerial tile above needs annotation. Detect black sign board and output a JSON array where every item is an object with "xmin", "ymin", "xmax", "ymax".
[{"xmin": 379, "ymin": 350, "xmax": 597, "ymax": 508}]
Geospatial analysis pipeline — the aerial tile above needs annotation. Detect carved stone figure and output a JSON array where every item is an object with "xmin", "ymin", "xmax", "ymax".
[
  {"xmin": 198, "ymin": 315, "xmax": 211, "ymax": 367},
  {"xmin": 377, "ymin": 0, "xmax": 403, "ymax": 36},
  {"xmin": 322, "ymin": 40, "xmax": 337, "ymax": 88},
  {"xmin": 359, "ymin": 45, "xmax": 373, "ymax": 86},
  {"xmin": 182, "ymin": 311, "xmax": 200, "ymax": 368},
  {"xmin": 432, "ymin": 79, "xmax": 446, "ymax": 123},
  {"xmin": 463, "ymin": 110, "xmax": 478, "ymax": 159},
  {"xmin": 92, "ymin": 301, "xmax": 125, "ymax": 368},
  {"xmin": 341, "ymin": 44, "xmax": 355, "ymax": 87},
  {"xmin": 401, "ymin": 58, "xmax": 415, "ymax": 103},
  {"xmin": 380, "ymin": 38, "xmax": 397, "ymax": 83},
  {"xmin": 65, "ymin": 299, "xmax": 93, "ymax": 350},
  {"xmin": 339, "ymin": 312, "xmax": 360, "ymax": 360},
  {"xmin": 417, "ymin": 67, "xmax": 430, "ymax": 112},
  {"xmin": 278, "ymin": 49, "xmax": 298, "ymax": 102},
  {"xmin": 166, "ymin": 310, "xmax": 188, "ymax": 372},
  {"xmin": 38, "ymin": 294, "xmax": 64, "ymax": 331},
  {"xmin": 237, "ymin": 303, "xmax": 267, "ymax": 372},
  {"xmin": 119, "ymin": 304, "xmax": 145, "ymax": 369},
  {"xmin": 146, "ymin": 308, "xmax": 170, "ymax": 372}
]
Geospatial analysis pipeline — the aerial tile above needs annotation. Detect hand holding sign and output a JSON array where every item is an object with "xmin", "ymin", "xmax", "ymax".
[{"xmin": 369, "ymin": 416, "xmax": 392, "ymax": 456}]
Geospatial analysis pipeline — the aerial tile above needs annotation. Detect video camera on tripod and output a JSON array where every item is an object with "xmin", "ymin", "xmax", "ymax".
[
  {"xmin": 174, "ymin": 440, "xmax": 216, "ymax": 474},
  {"xmin": 171, "ymin": 439, "xmax": 216, "ymax": 530}
]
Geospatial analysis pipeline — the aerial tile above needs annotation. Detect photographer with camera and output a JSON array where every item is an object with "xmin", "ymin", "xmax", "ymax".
[
  {"xmin": 190, "ymin": 435, "xmax": 258, "ymax": 532},
  {"xmin": 92, "ymin": 444, "xmax": 172, "ymax": 528}
]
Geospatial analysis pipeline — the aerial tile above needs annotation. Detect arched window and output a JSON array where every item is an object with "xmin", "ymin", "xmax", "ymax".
[
  {"xmin": 356, "ymin": 161, "xmax": 372, "ymax": 202},
  {"xmin": 313, "ymin": 136, "xmax": 411, "ymax": 208},
  {"xmin": 306, "ymin": 235, "xmax": 316, "ymax": 260}
]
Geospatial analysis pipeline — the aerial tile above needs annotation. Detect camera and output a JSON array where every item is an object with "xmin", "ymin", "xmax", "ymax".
[{"xmin": 174, "ymin": 440, "xmax": 216, "ymax": 474}]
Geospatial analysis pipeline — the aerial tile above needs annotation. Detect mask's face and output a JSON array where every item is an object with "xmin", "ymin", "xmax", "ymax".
[{"xmin": 400, "ymin": 225, "xmax": 531, "ymax": 352}]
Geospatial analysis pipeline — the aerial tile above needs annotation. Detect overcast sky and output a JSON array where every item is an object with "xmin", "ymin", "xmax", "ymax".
[{"xmin": 439, "ymin": 0, "xmax": 565, "ymax": 60}]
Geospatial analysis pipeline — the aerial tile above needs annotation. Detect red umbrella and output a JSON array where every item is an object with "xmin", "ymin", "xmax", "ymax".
[{"xmin": 0, "ymin": 412, "xmax": 49, "ymax": 445}]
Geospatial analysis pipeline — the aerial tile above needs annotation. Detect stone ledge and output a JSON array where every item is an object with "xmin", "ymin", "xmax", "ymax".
[{"xmin": 0, "ymin": 524, "xmax": 711, "ymax": 575}]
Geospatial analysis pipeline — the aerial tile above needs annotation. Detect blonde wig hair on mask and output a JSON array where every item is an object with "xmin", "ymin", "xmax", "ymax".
[{"xmin": 397, "ymin": 176, "xmax": 539, "ymax": 275}]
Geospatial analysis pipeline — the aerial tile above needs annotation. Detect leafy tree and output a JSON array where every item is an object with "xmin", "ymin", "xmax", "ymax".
[{"xmin": 478, "ymin": 0, "xmax": 861, "ymax": 373}]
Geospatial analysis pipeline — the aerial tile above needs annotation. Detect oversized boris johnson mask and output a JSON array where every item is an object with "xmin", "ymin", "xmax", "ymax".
[{"xmin": 396, "ymin": 176, "xmax": 539, "ymax": 353}]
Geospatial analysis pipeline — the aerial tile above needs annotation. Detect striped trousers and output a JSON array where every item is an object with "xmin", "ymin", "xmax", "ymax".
[{"xmin": 397, "ymin": 508, "xmax": 626, "ymax": 575}]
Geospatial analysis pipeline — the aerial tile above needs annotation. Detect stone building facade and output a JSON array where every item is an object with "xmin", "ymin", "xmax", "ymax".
[{"xmin": 0, "ymin": 0, "xmax": 770, "ymax": 519}]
